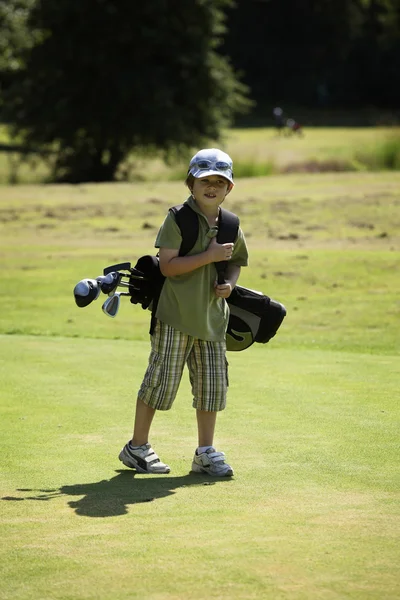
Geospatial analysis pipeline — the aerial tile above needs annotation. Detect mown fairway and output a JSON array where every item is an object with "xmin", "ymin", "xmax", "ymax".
[{"xmin": 1, "ymin": 133, "xmax": 399, "ymax": 599}]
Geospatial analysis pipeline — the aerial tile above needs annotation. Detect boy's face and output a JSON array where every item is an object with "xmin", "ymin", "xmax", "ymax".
[{"xmin": 191, "ymin": 175, "xmax": 231, "ymax": 208}]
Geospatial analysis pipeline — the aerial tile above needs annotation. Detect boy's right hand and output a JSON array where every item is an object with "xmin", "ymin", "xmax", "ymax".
[{"xmin": 207, "ymin": 237, "xmax": 234, "ymax": 262}]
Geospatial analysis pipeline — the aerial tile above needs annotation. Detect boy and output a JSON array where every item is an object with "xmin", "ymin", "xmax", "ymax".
[{"xmin": 119, "ymin": 148, "xmax": 248, "ymax": 476}]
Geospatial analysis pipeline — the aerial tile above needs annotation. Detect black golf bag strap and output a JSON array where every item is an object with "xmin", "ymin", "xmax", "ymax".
[
  {"xmin": 215, "ymin": 208, "xmax": 239, "ymax": 284},
  {"xmin": 167, "ymin": 202, "xmax": 239, "ymax": 289},
  {"xmin": 171, "ymin": 203, "xmax": 239, "ymax": 259},
  {"xmin": 169, "ymin": 204, "xmax": 199, "ymax": 257}
]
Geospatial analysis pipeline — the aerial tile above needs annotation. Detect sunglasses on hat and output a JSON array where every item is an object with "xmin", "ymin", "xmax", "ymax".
[{"xmin": 192, "ymin": 159, "xmax": 232, "ymax": 173}]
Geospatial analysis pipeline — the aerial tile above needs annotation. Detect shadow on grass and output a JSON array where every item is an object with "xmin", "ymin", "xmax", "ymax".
[{"xmin": 2, "ymin": 470, "xmax": 233, "ymax": 517}]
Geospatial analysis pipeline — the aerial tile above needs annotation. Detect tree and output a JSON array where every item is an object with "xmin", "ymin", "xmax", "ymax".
[
  {"xmin": 2, "ymin": 0, "xmax": 250, "ymax": 182},
  {"xmin": 0, "ymin": 0, "xmax": 37, "ymax": 93}
]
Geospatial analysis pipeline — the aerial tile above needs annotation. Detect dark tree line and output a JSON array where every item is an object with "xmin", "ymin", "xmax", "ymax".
[{"xmin": 223, "ymin": 0, "xmax": 400, "ymax": 110}]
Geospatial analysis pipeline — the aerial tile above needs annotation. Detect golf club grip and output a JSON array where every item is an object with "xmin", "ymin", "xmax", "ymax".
[
  {"xmin": 217, "ymin": 272, "xmax": 225, "ymax": 285},
  {"xmin": 103, "ymin": 262, "xmax": 131, "ymax": 275}
]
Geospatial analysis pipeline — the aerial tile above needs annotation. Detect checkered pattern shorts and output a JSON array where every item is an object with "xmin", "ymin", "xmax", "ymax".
[{"xmin": 138, "ymin": 320, "xmax": 229, "ymax": 411}]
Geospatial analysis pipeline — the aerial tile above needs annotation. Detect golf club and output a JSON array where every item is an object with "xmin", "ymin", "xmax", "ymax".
[
  {"xmin": 102, "ymin": 291, "xmax": 131, "ymax": 317},
  {"xmin": 73, "ymin": 278, "xmax": 101, "ymax": 307},
  {"xmin": 74, "ymin": 262, "xmax": 149, "ymax": 317},
  {"xmin": 103, "ymin": 262, "xmax": 131, "ymax": 275},
  {"xmin": 96, "ymin": 271, "xmax": 122, "ymax": 295}
]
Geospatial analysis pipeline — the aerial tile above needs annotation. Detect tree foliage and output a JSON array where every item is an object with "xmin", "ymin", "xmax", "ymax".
[
  {"xmin": 0, "ymin": 0, "xmax": 36, "ymax": 72},
  {"xmin": 1, "ymin": 0, "xmax": 250, "ymax": 182}
]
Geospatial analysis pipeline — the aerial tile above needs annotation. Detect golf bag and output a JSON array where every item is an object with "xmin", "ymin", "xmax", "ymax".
[
  {"xmin": 128, "ymin": 254, "xmax": 165, "ymax": 310},
  {"xmin": 128, "ymin": 202, "xmax": 286, "ymax": 351},
  {"xmin": 225, "ymin": 285, "xmax": 286, "ymax": 351}
]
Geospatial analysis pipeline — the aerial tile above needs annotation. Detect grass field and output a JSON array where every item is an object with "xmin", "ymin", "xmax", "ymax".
[
  {"xmin": 1, "ymin": 125, "xmax": 399, "ymax": 183},
  {"xmin": 1, "ymin": 129, "xmax": 400, "ymax": 599}
]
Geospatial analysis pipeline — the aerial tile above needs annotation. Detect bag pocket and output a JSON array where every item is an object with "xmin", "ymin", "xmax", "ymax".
[{"xmin": 143, "ymin": 350, "xmax": 165, "ymax": 389}]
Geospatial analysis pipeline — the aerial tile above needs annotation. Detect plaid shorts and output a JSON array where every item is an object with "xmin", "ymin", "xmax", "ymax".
[{"xmin": 138, "ymin": 320, "xmax": 229, "ymax": 411}]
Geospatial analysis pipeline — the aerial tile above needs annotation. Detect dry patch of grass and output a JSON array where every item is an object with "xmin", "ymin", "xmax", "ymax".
[{"xmin": 1, "ymin": 172, "xmax": 399, "ymax": 250}]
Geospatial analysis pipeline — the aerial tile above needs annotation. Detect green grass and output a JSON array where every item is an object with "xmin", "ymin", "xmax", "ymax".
[
  {"xmin": 1, "ymin": 337, "xmax": 399, "ymax": 600},
  {"xmin": 354, "ymin": 135, "xmax": 400, "ymax": 171},
  {"xmin": 1, "ymin": 159, "xmax": 400, "ymax": 598},
  {"xmin": 1, "ymin": 171, "xmax": 399, "ymax": 352},
  {"xmin": 1, "ymin": 126, "xmax": 399, "ymax": 183}
]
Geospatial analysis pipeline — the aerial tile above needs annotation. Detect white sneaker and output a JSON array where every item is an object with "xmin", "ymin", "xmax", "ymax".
[
  {"xmin": 191, "ymin": 447, "xmax": 234, "ymax": 477},
  {"xmin": 119, "ymin": 442, "xmax": 170, "ymax": 474}
]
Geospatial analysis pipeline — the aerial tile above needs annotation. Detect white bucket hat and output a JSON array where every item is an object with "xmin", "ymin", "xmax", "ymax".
[{"xmin": 188, "ymin": 148, "xmax": 234, "ymax": 185}]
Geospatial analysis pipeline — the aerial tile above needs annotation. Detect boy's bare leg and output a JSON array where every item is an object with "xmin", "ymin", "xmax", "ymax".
[
  {"xmin": 196, "ymin": 409, "xmax": 217, "ymax": 447},
  {"xmin": 132, "ymin": 398, "xmax": 156, "ymax": 446},
  {"xmin": 119, "ymin": 397, "xmax": 170, "ymax": 474},
  {"xmin": 193, "ymin": 409, "xmax": 233, "ymax": 476}
]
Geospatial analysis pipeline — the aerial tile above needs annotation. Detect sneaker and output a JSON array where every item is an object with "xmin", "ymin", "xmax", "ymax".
[
  {"xmin": 191, "ymin": 447, "xmax": 234, "ymax": 477},
  {"xmin": 119, "ymin": 442, "xmax": 170, "ymax": 474}
]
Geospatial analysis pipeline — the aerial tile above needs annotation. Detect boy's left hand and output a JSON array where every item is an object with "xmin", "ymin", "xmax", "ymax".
[{"xmin": 214, "ymin": 281, "xmax": 233, "ymax": 298}]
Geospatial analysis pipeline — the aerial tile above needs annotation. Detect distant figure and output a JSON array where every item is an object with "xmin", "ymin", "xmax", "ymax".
[
  {"xmin": 286, "ymin": 118, "xmax": 304, "ymax": 137},
  {"xmin": 272, "ymin": 106, "xmax": 285, "ymax": 134}
]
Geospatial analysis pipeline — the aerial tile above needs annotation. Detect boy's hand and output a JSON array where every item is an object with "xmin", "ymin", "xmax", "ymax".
[
  {"xmin": 214, "ymin": 281, "xmax": 233, "ymax": 298},
  {"xmin": 207, "ymin": 237, "xmax": 234, "ymax": 262}
]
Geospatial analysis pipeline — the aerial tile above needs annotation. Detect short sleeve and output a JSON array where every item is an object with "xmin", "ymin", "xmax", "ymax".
[
  {"xmin": 155, "ymin": 212, "xmax": 182, "ymax": 249},
  {"xmin": 231, "ymin": 227, "xmax": 249, "ymax": 267}
]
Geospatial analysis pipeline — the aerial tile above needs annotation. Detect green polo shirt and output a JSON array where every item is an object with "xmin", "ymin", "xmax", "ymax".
[{"xmin": 155, "ymin": 197, "xmax": 248, "ymax": 342}]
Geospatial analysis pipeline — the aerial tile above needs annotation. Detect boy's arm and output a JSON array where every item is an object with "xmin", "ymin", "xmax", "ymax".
[
  {"xmin": 214, "ymin": 264, "xmax": 241, "ymax": 299},
  {"xmin": 224, "ymin": 263, "xmax": 241, "ymax": 288},
  {"xmin": 159, "ymin": 237, "xmax": 234, "ymax": 277}
]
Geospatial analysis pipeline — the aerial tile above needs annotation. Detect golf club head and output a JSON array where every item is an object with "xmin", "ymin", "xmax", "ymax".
[
  {"xmin": 74, "ymin": 278, "xmax": 101, "ymax": 307},
  {"xmin": 96, "ymin": 271, "xmax": 121, "ymax": 295},
  {"xmin": 102, "ymin": 293, "xmax": 121, "ymax": 318}
]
